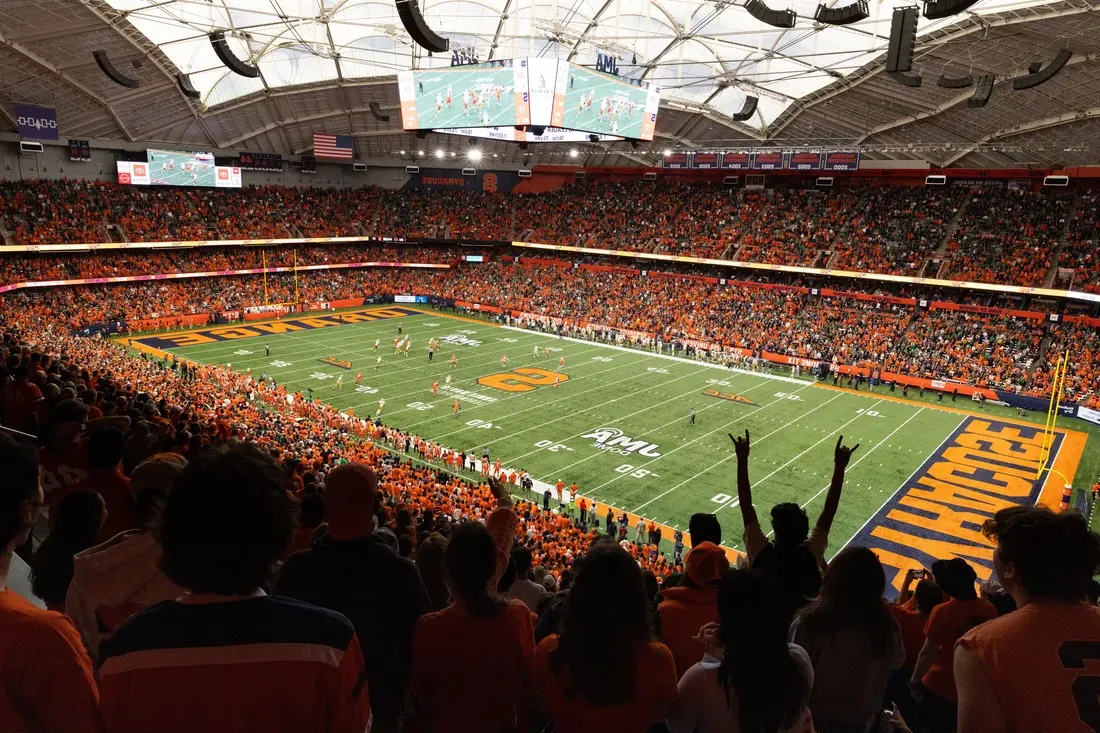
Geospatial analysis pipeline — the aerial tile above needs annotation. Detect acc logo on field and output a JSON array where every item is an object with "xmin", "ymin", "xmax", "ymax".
[
  {"xmin": 479, "ymin": 367, "xmax": 567, "ymax": 392},
  {"xmin": 581, "ymin": 427, "xmax": 663, "ymax": 458}
]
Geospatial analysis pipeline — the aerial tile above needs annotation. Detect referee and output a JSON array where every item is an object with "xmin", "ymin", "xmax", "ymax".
[{"xmin": 689, "ymin": 408, "xmax": 696, "ymax": 425}]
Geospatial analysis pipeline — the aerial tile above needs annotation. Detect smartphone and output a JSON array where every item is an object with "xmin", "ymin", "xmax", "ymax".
[{"xmin": 912, "ymin": 569, "xmax": 926, "ymax": 579}]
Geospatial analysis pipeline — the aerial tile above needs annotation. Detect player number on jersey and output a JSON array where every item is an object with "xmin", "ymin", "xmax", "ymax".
[
  {"xmin": 534, "ymin": 440, "xmax": 573, "ymax": 453},
  {"xmin": 407, "ymin": 401, "xmax": 433, "ymax": 411},
  {"xmin": 774, "ymin": 392, "xmax": 802, "ymax": 401},
  {"xmin": 614, "ymin": 465, "xmax": 659, "ymax": 479}
]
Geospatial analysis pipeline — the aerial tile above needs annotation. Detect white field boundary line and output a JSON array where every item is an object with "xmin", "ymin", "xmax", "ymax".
[
  {"xmin": 713, "ymin": 399, "xmax": 887, "ymax": 515},
  {"xmin": 391, "ymin": 349, "xmax": 672, "ymax": 428},
  {"xmin": 626, "ymin": 388, "xmax": 844, "ymax": 513},
  {"xmin": 505, "ymin": 368, "xmax": 780, "ymax": 471},
  {"xmin": 424, "ymin": 351, "xmax": 727, "ymax": 445},
  {"xmin": 500, "ymin": 325, "xmax": 809, "ymax": 385},
  {"xmin": 835, "ymin": 413, "xmax": 967, "ymax": 554}
]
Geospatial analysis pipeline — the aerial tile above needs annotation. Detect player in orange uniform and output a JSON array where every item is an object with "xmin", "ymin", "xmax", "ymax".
[
  {"xmin": 501, "ymin": 354, "xmax": 508, "ymax": 368},
  {"xmin": 955, "ymin": 506, "xmax": 1100, "ymax": 733},
  {"xmin": 559, "ymin": 356, "xmax": 565, "ymax": 367},
  {"xmin": 355, "ymin": 372, "xmax": 363, "ymax": 385},
  {"xmin": 431, "ymin": 380, "xmax": 439, "ymax": 395},
  {"xmin": 452, "ymin": 400, "xmax": 460, "ymax": 418}
]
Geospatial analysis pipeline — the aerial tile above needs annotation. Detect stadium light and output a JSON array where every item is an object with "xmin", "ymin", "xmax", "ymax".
[
  {"xmin": 468, "ymin": 149, "xmax": 482, "ymax": 162},
  {"xmin": 449, "ymin": 152, "xmax": 456, "ymax": 157},
  {"xmin": 418, "ymin": 150, "xmax": 425, "ymax": 156},
  {"xmin": 400, "ymin": 149, "xmax": 406, "ymax": 155},
  {"xmin": 569, "ymin": 149, "xmax": 578, "ymax": 158},
  {"xmin": 663, "ymin": 149, "xmax": 672, "ymax": 157},
  {"xmin": 435, "ymin": 149, "xmax": 445, "ymax": 159}
]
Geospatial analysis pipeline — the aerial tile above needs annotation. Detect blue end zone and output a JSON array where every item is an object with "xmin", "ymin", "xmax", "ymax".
[{"xmin": 847, "ymin": 416, "xmax": 1064, "ymax": 598}]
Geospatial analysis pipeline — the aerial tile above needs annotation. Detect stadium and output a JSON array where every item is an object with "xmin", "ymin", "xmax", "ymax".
[{"xmin": 1, "ymin": 0, "xmax": 1100, "ymax": 731}]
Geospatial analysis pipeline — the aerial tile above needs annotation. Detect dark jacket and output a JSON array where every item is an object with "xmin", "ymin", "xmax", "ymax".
[{"xmin": 274, "ymin": 533, "xmax": 432, "ymax": 718}]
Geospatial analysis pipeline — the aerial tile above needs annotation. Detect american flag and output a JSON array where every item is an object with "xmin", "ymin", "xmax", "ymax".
[{"xmin": 313, "ymin": 133, "xmax": 354, "ymax": 160}]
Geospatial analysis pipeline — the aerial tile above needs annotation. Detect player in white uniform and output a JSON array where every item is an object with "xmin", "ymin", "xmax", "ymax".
[
  {"xmin": 374, "ymin": 356, "xmax": 382, "ymax": 371},
  {"xmin": 462, "ymin": 90, "xmax": 470, "ymax": 115},
  {"xmin": 373, "ymin": 339, "xmax": 380, "ymax": 351},
  {"xmin": 376, "ymin": 399, "xmax": 385, "ymax": 417},
  {"xmin": 335, "ymin": 375, "xmax": 343, "ymax": 391},
  {"xmin": 436, "ymin": 93, "xmax": 443, "ymax": 115},
  {"xmin": 445, "ymin": 374, "xmax": 452, "ymax": 386}
]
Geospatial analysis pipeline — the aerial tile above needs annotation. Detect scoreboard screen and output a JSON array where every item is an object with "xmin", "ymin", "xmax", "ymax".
[
  {"xmin": 116, "ymin": 150, "xmax": 241, "ymax": 188},
  {"xmin": 555, "ymin": 63, "xmax": 660, "ymax": 141},
  {"xmin": 398, "ymin": 60, "xmax": 530, "ymax": 131}
]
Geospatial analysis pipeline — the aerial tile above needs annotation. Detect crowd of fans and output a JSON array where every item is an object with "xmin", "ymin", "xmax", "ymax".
[
  {"xmin": 1, "ymin": 316, "xmax": 1097, "ymax": 732},
  {"xmin": 2, "ymin": 253, "xmax": 1098, "ymax": 400},
  {"xmin": 4, "ymin": 179, "xmax": 1096, "ymax": 289},
  {"xmin": 944, "ymin": 188, "xmax": 1071, "ymax": 287}
]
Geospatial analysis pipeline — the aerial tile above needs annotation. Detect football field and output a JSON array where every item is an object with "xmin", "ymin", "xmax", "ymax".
[{"xmin": 135, "ymin": 306, "xmax": 1097, "ymax": 596}]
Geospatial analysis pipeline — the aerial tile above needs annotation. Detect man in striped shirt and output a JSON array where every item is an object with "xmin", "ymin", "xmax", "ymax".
[{"xmin": 97, "ymin": 444, "xmax": 371, "ymax": 733}]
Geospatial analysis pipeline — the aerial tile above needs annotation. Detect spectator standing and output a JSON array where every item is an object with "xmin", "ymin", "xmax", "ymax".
[
  {"xmin": 657, "ymin": 541, "xmax": 729, "ymax": 678},
  {"xmin": 791, "ymin": 546, "xmax": 905, "ymax": 733},
  {"xmin": 532, "ymin": 543, "xmax": 678, "ymax": 732},
  {"xmin": 956, "ymin": 506, "xmax": 1100, "ymax": 733},
  {"xmin": 29, "ymin": 491, "xmax": 105, "ymax": 610},
  {"xmin": 65, "ymin": 453, "xmax": 187, "ymax": 663},
  {"xmin": 688, "ymin": 513, "xmax": 721, "ymax": 547},
  {"xmin": 275, "ymin": 463, "xmax": 430, "ymax": 732},
  {"xmin": 885, "ymin": 570, "xmax": 944, "ymax": 725},
  {"xmin": 284, "ymin": 492, "xmax": 325, "ymax": 556},
  {"xmin": 666, "ymin": 569, "xmax": 813, "ymax": 733},
  {"xmin": 64, "ymin": 427, "xmax": 138, "ymax": 543},
  {"xmin": 409, "ymin": 522, "xmax": 534, "ymax": 733},
  {"xmin": 98, "ymin": 445, "xmax": 371, "ymax": 733},
  {"xmin": 0, "ymin": 431, "xmax": 103, "ymax": 733},
  {"xmin": 507, "ymin": 546, "xmax": 549, "ymax": 612},
  {"xmin": 731, "ymin": 431, "xmax": 857, "ymax": 623},
  {"xmin": 909, "ymin": 558, "xmax": 997, "ymax": 732},
  {"xmin": 415, "ymin": 533, "xmax": 451, "ymax": 611}
]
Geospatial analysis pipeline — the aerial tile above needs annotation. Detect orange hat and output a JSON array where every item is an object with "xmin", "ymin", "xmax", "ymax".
[{"xmin": 685, "ymin": 542, "xmax": 730, "ymax": 587}]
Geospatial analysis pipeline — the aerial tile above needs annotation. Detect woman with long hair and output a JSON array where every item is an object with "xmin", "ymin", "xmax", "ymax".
[
  {"xmin": 532, "ymin": 543, "xmax": 678, "ymax": 732},
  {"xmin": 791, "ymin": 546, "xmax": 905, "ymax": 733},
  {"xmin": 409, "ymin": 521, "xmax": 534, "ymax": 732},
  {"xmin": 30, "ymin": 491, "xmax": 106, "ymax": 610},
  {"xmin": 667, "ymin": 569, "xmax": 813, "ymax": 733},
  {"xmin": 414, "ymin": 532, "xmax": 451, "ymax": 611}
]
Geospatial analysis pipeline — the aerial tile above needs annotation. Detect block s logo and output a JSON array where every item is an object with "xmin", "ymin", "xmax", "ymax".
[
  {"xmin": 482, "ymin": 173, "xmax": 498, "ymax": 193},
  {"xmin": 479, "ymin": 367, "xmax": 567, "ymax": 392}
]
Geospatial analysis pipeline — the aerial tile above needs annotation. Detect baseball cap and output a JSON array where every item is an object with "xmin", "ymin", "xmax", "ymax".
[{"xmin": 685, "ymin": 542, "xmax": 730, "ymax": 586}]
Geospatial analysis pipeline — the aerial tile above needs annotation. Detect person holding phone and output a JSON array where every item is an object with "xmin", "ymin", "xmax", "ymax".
[{"xmin": 887, "ymin": 569, "xmax": 945, "ymax": 726}]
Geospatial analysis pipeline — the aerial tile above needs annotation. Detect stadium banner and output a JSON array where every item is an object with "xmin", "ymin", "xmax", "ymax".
[
  {"xmin": 823, "ymin": 151, "xmax": 860, "ymax": 171},
  {"xmin": 848, "ymin": 416, "xmax": 1065, "ymax": 599},
  {"xmin": 329, "ymin": 297, "xmax": 367, "ymax": 309},
  {"xmin": 787, "ymin": 151, "xmax": 822, "ymax": 171},
  {"xmin": 405, "ymin": 168, "xmax": 518, "ymax": 193},
  {"xmin": 15, "ymin": 103, "xmax": 60, "ymax": 140},
  {"xmin": 720, "ymin": 152, "xmax": 751, "ymax": 170},
  {"xmin": 690, "ymin": 152, "xmax": 721, "ymax": 170},
  {"xmin": 244, "ymin": 307, "xmax": 291, "ymax": 321},
  {"xmin": 1078, "ymin": 406, "xmax": 1100, "ymax": 426},
  {"xmin": 992, "ymin": 390, "xmax": 1079, "ymax": 415},
  {"xmin": 454, "ymin": 300, "xmax": 503, "ymax": 314},
  {"xmin": 662, "ymin": 153, "xmax": 690, "ymax": 170},
  {"xmin": 751, "ymin": 151, "xmax": 784, "ymax": 170}
]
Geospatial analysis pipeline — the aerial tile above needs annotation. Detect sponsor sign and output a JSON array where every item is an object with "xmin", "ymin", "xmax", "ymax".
[
  {"xmin": 581, "ymin": 427, "xmax": 663, "ymax": 457},
  {"xmin": 720, "ymin": 152, "xmax": 751, "ymax": 170},
  {"xmin": 848, "ymin": 417, "xmax": 1065, "ymax": 599},
  {"xmin": 751, "ymin": 151, "xmax": 784, "ymax": 170},
  {"xmin": 1078, "ymin": 406, "xmax": 1100, "ymax": 426},
  {"xmin": 823, "ymin": 150, "xmax": 860, "ymax": 171},
  {"xmin": 15, "ymin": 103, "xmax": 59, "ymax": 140},
  {"xmin": 788, "ymin": 151, "xmax": 822, "ymax": 171}
]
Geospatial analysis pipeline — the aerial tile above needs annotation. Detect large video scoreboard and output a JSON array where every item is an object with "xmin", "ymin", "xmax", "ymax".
[{"xmin": 398, "ymin": 58, "xmax": 661, "ymax": 142}]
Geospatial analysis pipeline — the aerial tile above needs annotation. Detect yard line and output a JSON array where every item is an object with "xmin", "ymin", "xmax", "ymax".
[
  {"xmin": 500, "ymin": 369, "xmax": 774, "ymax": 468},
  {"xmin": 380, "ymin": 350, "xmax": 661, "ymax": 423},
  {"xmin": 831, "ymin": 412, "xmax": 966, "ymax": 553},
  {"xmin": 420, "ymin": 351, "xmax": 714, "ymax": 441},
  {"xmin": 626, "ymin": 389, "xmax": 844, "ymax": 513},
  {"xmin": 713, "ymin": 399, "xmax": 886, "ymax": 513}
]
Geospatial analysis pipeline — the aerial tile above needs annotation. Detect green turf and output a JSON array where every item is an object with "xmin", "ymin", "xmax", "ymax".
[{"xmin": 153, "ymin": 306, "xmax": 1100, "ymax": 555}]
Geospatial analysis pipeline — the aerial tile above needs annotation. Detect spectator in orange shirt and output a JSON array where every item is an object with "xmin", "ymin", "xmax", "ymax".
[
  {"xmin": 886, "ymin": 569, "xmax": 944, "ymax": 726},
  {"xmin": 657, "ymin": 541, "xmax": 729, "ymax": 678},
  {"xmin": 909, "ymin": 558, "xmax": 997, "ymax": 732},
  {"xmin": 956, "ymin": 506, "xmax": 1100, "ymax": 733},
  {"xmin": 0, "ymin": 360, "xmax": 43, "ymax": 434},
  {"xmin": 0, "ymin": 431, "xmax": 103, "ymax": 733},
  {"xmin": 532, "ymin": 542, "xmax": 678, "ymax": 732},
  {"xmin": 29, "ymin": 491, "xmax": 105, "ymax": 611},
  {"xmin": 409, "ymin": 521, "xmax": 535, "ymax": 733},
  {"xmin": 65, "ymin": 427, "xmax": 138, "ymax": 544}
]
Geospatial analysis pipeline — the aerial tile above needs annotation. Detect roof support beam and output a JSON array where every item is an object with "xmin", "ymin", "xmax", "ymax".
[
  {"xmin": 0, "ymin": 32, "xmax": 134, "ymax": 141},
  {"xmin": 566, "ymin": 0, "xmax": 615, "ymax": 62},
  {"xmin": 940, "ymin": 106, "xmax": 1100, "ymax": 166}
]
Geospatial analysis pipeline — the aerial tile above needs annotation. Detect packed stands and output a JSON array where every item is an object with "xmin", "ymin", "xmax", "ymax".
[
  {"xmin": 1031, "ymin": 322, "xmax": 1100, "ymax": 407},
  {"xmin": 1059, "ymin": 192, "xmax": 1100, "ymax": 294},
  {"xmin": 944, "ymin": 188, "xmax": 1071, "ymax": 287}
]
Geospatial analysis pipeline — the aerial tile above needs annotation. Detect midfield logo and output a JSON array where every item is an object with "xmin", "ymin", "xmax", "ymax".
[{"xmin": 581, "ymin": 427, "xmax": 663, "ymax": 458}]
